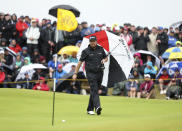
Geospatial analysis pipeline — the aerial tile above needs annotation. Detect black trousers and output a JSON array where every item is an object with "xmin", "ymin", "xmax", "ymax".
[
  {"xmin": 27, "ymin": 44, "xmax": 38, "ymax": 58},
  {"xmin": 87, "ymin": 72, "xmax": 103, "ymax": 111}
]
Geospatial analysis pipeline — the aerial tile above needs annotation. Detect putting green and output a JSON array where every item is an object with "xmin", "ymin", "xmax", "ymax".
[{"xmin": 0, "ymin": 88, "xmax": 182, "ymax": 131}]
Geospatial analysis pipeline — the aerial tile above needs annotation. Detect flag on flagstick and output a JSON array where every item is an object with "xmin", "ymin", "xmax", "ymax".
[{"xmin": 57, "ymin": 9, "xmax": 78, "ymax": 32}]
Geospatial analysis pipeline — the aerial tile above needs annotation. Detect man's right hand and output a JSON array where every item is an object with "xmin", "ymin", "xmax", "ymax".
[{"xmin": 72, "ymin": 74, "xmax": 77, "ymax": 80}]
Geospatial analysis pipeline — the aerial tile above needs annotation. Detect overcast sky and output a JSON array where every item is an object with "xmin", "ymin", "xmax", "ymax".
[{"xmin": 1, "ymin": 0, "xmax": 182, "ymax": 28}]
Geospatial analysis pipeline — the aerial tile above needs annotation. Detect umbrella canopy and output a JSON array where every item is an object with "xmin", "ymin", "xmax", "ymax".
[
  {"xmin": 156, "ymin": 61, "xmax": 182, "ymax": 78},
  {"xmin": 77, "ymin": 30, "xmax": 134, "ymax": 87},
  {"xmin": 58, "ymin": 46, "xmax": 79, "ymax": 55},
  {"xmin": 170, "ymin": 21, "xmax": 182, "ymax": 29},
  {"xmin": 16, "ymin": 64, "xmax": 47, "ymax": 81},
  {"xmin": 162, "ymin": 47, "xmax": 182, "ymax": 59},
  {"xmin": 63, "ymin": 62, "xmax": 83, "ymax": 73},
  {"xmin": 134, "ymin": 50, "xmax": 161, "ymax": 68},
  {"xmin": 49, "ymin": 5, "xmax": 80, "ymax": 18}
]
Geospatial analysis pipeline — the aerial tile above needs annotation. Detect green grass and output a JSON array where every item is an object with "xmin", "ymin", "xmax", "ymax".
[{"xmin": 0, "ymin": 88, "xmax": 182, "ymax": 131}]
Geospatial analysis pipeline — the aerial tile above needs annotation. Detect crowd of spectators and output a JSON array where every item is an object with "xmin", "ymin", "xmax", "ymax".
[{"xmin": 0, "ymin": 12, "xmax": 182, "ymax": 100}]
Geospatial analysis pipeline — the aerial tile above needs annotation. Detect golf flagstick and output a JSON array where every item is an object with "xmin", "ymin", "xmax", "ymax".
[{"xmin": 52, "ymin": 29, "xmax": 59, "ymax": 126}]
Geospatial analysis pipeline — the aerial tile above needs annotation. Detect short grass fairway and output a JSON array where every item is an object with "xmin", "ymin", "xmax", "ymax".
[{"xmin": 0, "ymin": 89, "xmax": 182, "ymax": 131}]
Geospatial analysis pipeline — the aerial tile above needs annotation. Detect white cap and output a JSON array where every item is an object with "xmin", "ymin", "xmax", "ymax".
[{"xmin": 144, "ymin": 74, "xmax": 150, "ymax": 78}]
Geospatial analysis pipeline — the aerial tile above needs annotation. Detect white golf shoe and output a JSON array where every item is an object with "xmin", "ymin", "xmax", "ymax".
[{"xmin": 87, "ymin": 111, "xmax": 95, "ymax": 115}]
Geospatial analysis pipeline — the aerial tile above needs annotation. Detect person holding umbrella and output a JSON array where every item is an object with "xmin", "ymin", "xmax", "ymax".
[{"xmin": 73, "ymin": 36, "xmax": 108, "ymax": 115}]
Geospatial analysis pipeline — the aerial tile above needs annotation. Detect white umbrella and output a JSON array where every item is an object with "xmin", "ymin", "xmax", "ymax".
[
  {"xmin": 16, "ymin": 64, "xmax": 47, "ymax": 81},
  {"xmin": 135, "ymin": 50, "xmax": 161, "ymax": 68},
  {"xmin": 63, "ymin": 62, "xmax": 83, "ymax": 73},
  {"xmin": 63, "ymin": 62, "xmax": 77, "ymax": 73}
]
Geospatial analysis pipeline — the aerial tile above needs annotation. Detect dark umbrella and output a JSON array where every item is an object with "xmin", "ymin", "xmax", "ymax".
[{"xmin": 49, "ymin": 5, "xmax": 80, "ymax": 18}]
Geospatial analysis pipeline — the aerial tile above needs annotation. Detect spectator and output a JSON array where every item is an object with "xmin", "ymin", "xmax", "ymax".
[
  {"xmin": 3, "ymin": 14, "xmax": 13, "ymax": 43},
  {"xmin": 24, "ymin": 16, "xmax": 31, "ymax": 27},
  {"xmin": 125, "ymin": 75, "xmax": 138, "ymax": 98},
  {"xmin": 66, "ymin": 81, "xmax": 81, "ymax": 94},
  {"xmin": 48, "ymin": 55, "xmax": 61, "ymax": 78},
  {"xmin": 0, "ymin": 67, "xmax": 5, "ymax": 86},
  {"xmin": 138, "ymin": 74, "xmax": 154, "ymax": 99},
  {"xmin": 133, "ymin": 26, "xmax": 149, "ymax": 50},
  {"xmin": 11, "ymin": 14, "xmax": 17, "ymax": 26},
  {"xmin": 175, "ymin": 41, "xmax": 182, "ymax": 47},
  {"xmin": 54, "ymin": 64, "xmax": 67, "ymax": 83},
  {"xmin": 32, "ymin": 69, "xmax": 47, "ymax": 83},
  {"xmin": 15, "ymin": 53, "xmax": 23, "ymax": 70},
  {"xmin": 40, "ymin": 22, "xmax": 55, "ymax": 62},
  {"xmin": 23, "ymin": 57, "xmax": 31, "ymax": 65},
  {"xmin": 147, "ymin": 27, "xmax": 158, "ymax": 56},
  {"xmin": 32, "ymin": 77, "xmax": 49, "ymax": 91},
  {"xmin": 134, "ymin": 53, "xmax": 143, "ymax": 66},
  {"xmin": 3, "ymin": 49, "xmax": 14, "ymax": 88},
  {"xmin": 171, "ymin": 68, "xmax": 182, "ymax": 80},
  {"xmin": 80, "ymin": 21, "xmax": 94, "ymax": 37},
  {"xmin": 8, "ymin": 39, "xmax": 22, "ymax": 53},
  {"xmin": 10, "ymin": 28, "xmax": 20, "ymax": 43},
  {"xmin": 58, "ymin": 53, "xmax": 70, "ymax": 64},
  {"xmin": 0, "ymin": 38, "xmax": 7, "ymax": 48},
  {"xmin": 174, "ymin": 27, "xmax": 180, "ymax": 40},
  {"xmin": 144, "ymin": 61, "xmax": 157, "ymax": 79},
  {"xmin": 0, "ymin": 13, "xmax": 6, "ymax": 39},
  {"xmin": 69, "ymin": 52, "xmax": 78, "ymax": 63},
  {"xmin": 21, "ymin": 47, "xmax": 30, "ymax": 60},
  {"xmin": 120, "ymin": 27, "xmax": 133, "ymax": 47},
  {"xmin": 17, "ymin": 73, "xmax": 33, "ymax": 89},
  {"xmin": 25, "ymin": 18, "xmax": 40, "ymax": 57},
  {"xmin": 16, "ymin": 16, "xmax": 28, "ymax": 46},
  {"xmin": 64, "ymin": 26, "xmax": 82, "ymax": 46},
  {"xmin": 76, "ymin": 40, "xmax": 82, "ymax": 48},
  {"xmin": 129, "ymin": 25, "xmax": 137, "ymax": 39},
  {"xmin": 31, "ymin": 48, "xmax": 40, "ymax": 63},
  {"xmin": 39, "ymin": 56, "xmax": 47, "ymax": 66},
  {"xmin": 158, "ymin": 68, "xmax": 170, "ymax": 94},
  {"xmin": 179, "ymin": 32, "xmax": 182, "ymax": 42},
  {"xmin": 3, "ymin": 48, "xmax": 13, "ymax": 67},
  {"xmin": 166, "ymin": 78, "xmax": 181, "ymax": 100},
  {"xmin": 156, "ymin": 27, "xmax": 168, "ymax": 56},
  {"xmin": 168, "ymin": 31, "xmax": 177, "ymax": 48},
  {"xmin": 131, "ymin": 68, "xmax": 143, "ymax": 86}
]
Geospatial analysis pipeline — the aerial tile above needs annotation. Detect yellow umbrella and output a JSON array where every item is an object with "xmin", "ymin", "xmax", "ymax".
[
  {"xmin": 162, "ymin": 47, "xmax": 182, "ymax": 59},
  {"xmin": 58, "ymin": 46, "xmax": 79, "ymax": 55}
]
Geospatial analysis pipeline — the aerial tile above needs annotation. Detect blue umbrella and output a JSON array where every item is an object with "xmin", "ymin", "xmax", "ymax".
[{"xmin": 156, "ymin": 61, "xmax": 182, "ymax": 79}]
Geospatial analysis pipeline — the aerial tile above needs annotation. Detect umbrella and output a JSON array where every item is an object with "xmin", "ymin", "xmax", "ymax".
[
  {"xmin": 170, "ymin": 21, "xmax": 182, "ymax": 29},
  {"xmin": 63, "ymin": 62, "xmax": 83, "ymax": 73},
  {"xmin": 16, "ymin": 64, "xmax": 47, "ymax": 81},
  {"xmin": 63, "ymin": 62, "xmax": 77, "ymax": 73},
  {"xmin": 49, "ymin": 5, "xmax": 80, "ymax": 18},
  {"xmin": 77, "ymin": 30, "xmax": 134, "ymax": 87},
  {"xmin": 134, "ymin": 50, "xmax": 161, "ymax": 68},
  {"xmin": 156, "ymin": 61, "xmax": 182, "ymax": 78},
  {"xmin": 162, "ymin": 47, "xmax": 182, "ymax": 59},
  {"xmin": 58, "ymin": 46, "xmax": 79, "ymax": 55}
]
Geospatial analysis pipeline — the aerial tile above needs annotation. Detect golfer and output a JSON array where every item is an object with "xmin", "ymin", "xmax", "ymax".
[{"xmin": 73, "ymin": 36, "xmax": 108, "ymax": 115}]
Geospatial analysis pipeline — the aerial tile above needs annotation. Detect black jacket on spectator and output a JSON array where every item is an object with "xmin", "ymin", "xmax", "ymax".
[
  {"xmin": 157, "ymin": 32, "xmax": 168, "ymax": 56},
  {"xmin": 133, "ymin": 33, "xmax": 149, "ymax": 50},
  {"xmin": 3, "ymin": 20, "xmax": 13, "ymax": 42},
  {"xmin": 40, "ymin": 27, "xmax": 55, "ymax": 61},
  {"xmin": 64, "ymin": 28, "xmax": 81, "ymax": 46},
  {"xmin": 0, "ymin": 19, "xmax": 6, "ymax": 33}
]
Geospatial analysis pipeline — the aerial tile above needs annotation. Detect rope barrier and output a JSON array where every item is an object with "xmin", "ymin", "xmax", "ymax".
[{"xmin": 0, "ymin": 77, "xmax": 181, "ymax": 84}]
